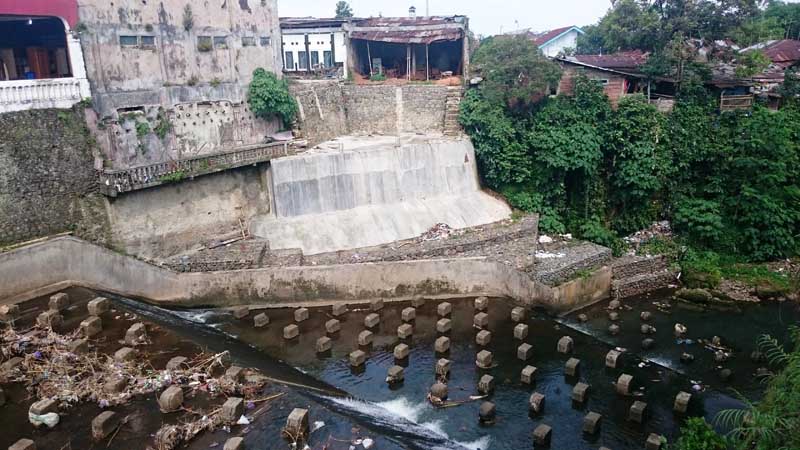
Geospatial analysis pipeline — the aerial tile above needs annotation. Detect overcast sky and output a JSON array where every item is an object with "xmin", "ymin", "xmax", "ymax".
[{"xmin": 277, "ymin": 0, "xmax": 613, "ymax": 36}]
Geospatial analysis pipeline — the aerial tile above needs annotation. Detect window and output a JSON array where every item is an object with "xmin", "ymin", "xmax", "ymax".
[
  {"xmin": 298, "ymin": 51, "xmax": 308, "ymax": 70},
  {"xmin": 260, "ymin": 36, "xmax": 271, "ymax": 46},
  {"xmin": 323, "ymin": 51, "xmax": 333, "ymax": 68},
  {"xmin": 242, "ymin": 37, "xmax": 256, "ymax": 47},
  {"xmin": 120, "ymin": 36, "xmax": 138, "ymax": 47},
  {"xmin": 284, "ymin": 52, "xmax": 295, "ymax": 70},
  {"xmin": 310, "ymin": 51, "xmax": 320, "ymax": 68},
  {"xmin": 213, "ymin": 36, "xmax": 228, "ymax": 49},
  {"xmin": 593, "ymin": 78, "xmax": 609, "ymax": 86},
  {"xmin": 197, "ymin": 36, "xmax": 213, "ymax": 52},
  {"xmin": 140, "ymin": 36, "xmax": 156, "ymax": 47}
]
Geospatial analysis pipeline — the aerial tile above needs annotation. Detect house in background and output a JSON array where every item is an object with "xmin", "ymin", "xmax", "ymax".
[
  {"xmin": 532, "ymin": 26, "xmax": 584, "ymax": 57},
  {"xmin": 556, "ymin": 50, "xmax": 652, "ymax": 108},
  {"xmin": 280, "ymin": 17, "xmax": 349, "ymax": 78}
]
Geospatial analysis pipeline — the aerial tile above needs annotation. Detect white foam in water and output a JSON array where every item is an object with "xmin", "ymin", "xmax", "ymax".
[
  {"xmin": 172, "ymin": 310, "xmax": 217, "ymax": 324},
  {"xmin": 329, "ymin": 396, "xmax": 491, "ymax": 449}
]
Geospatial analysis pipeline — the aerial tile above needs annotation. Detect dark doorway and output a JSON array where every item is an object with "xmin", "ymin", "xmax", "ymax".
[{"xmin": 0, "ymin": 16, "xmax": 71, "ymax": 81}]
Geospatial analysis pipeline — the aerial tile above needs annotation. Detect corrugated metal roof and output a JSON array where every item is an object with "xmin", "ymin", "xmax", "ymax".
[
  {"xmin": 347, "ymin": 16, "xmax": 466, "ymax": 44},
  {"xmin": 350, "ymin": 28, "xmax": 463, "ymax": 44},
  {"xmin": 572, "ymin": 50, "xmax": 649, "ymax": 70}
]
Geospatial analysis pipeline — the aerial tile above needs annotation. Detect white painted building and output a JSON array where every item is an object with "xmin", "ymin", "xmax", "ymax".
[
  {"xmin": 280, "ymin": 18, "xmax": 348, "ymax": 77},
  {"xmin": 533, "ymin": 26, "xmax": 584, "ymax": 58}
]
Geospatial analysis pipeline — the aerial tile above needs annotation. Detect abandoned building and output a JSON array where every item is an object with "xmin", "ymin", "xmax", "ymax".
[
  {"xmin": 556, "ymin": 51, "xmax": 653, "ymax": 108},
  {"xmin": 279, "ymin": 17, "xmax": 349, "ymax": 78}
]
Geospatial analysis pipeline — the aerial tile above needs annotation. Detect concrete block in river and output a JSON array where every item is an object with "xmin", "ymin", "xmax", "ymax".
[
  {"xmin": 221, "ymin": 397, "xmax": 244, "ymax": 423},
  {"xmin": 166, "ymin": 356, "xmax": 189, "ymax": 370},
  {"xmin": 8, "ymin": 439, "xmax": 36, "ymax": 450},
  {"xmin": 640, "ymin": 311, "xmax": 652, "ymax": 321},
  {"xmin": 572, "ymin": 382, "xmax": 590, "ymax": 403},
  {"xmin": 608, "ymin": 311, "xmax": 619, "ymax": 321},
  {"xmin": 253, "ymin": 313, "xmax": 270, "ymax": 328},
  {"xmin": 125, "ymin": 323, "xmax": 147, "ymax": 345},
  {"xmin": 640, "ymin": 324, "xmax": 656, "ymax": 335},
  {"xmin": 411, "ymin": 296, "xmax": 425, "ymax": 308},
  {"xmin": 349, "ymin": 350, "xmax": 367, "ymax": 367},
  {"xmin": 80, "ymin": 316, "xmax": 102, "ymax": 338},
  {"xmin": 225, "ymin": 366, "xmax": 245, "ymax": 383},
  {"xmin": 719, "ymin": 368, "xmax": 733, "ymax": 381},
  {"xmin": 510, "ymin": 306, "xmax": 526, "ymax": 322},
  {"xmin": 533, "ymin": 424, "xmax": 552, "ymax": 446},
  {"xmin": 387, "ymin": 365, "xmax": 404, "ymax": 384},
  {"xmin": 316, "ymin": 336, "xmax": 332, "ymax": 353},
  {"xmin": 674, "ymin": 391, "xmax": 692, "ymax": 413},
  {"xmin": 48, "ymin": 293, "xmax": 69, "ymax": 312},
  {"xmin": 436, "ymin": 318, "xmax": 452, "ymax": 333},
  {"xmin": 608, "ymin": 300, "xmax": 621, "ymax": 310},
  {"xmin": 325, "ymin": 319, "xmax": 341, "ymax": 334},
  {"xmin": 435, "ymin": 336, "xmax": 450, "ymax": 353},
  {"xmin": 68, "ymin": 339, "xmax": 88, "ymax": 354},
  {"xmin": 29, "ymin": 398, "xmax": 58, "ymax": 416},
  {"xmin": 514, "ymin": 323, "xmax": 529, "ymax": 340},
  {"xmin": 476, "ymin": 330, "xmax": 492, "ymax": 346},
  {"xmin": 285, "ymin": 408, "xmax": 310, "ymax": 438},
  {"xmin": 606, "ymin": 349, "xmax": 622, "ymax": 368},
  {"xmin": 371, "ymin": 299, "xmax": 384, "ymax": 312},
  {"xmin": 294, "ymin": 308, "xmax": 309, "ymax": 322},
  {"xmin": 517, "ymin": 343, "xmax": 533, "ymax": 361},
  {"xmin": 629, "ymin": 401, "xmax": 647, "ymax": 423},
  {"xmin": 36, "ymin": 310, "xmax": 63, "ymax": 330},
  {"xmin": 430, "ymin": 382, "xmax": 448, "ymax": 400},
  {"xmin": 158, "ymin": 385, "xmax": 184, "ymax": 412},
  {"xmin": 529, "ymin": 392, "xmax": 545, "ymax": 413},
  {"xmin": 646, "ymin": 433, "xmax": 664, "ymax": 450},
  {"xmin": 114, "ymin": 347, "xmax": 137, "ymax": 362},
  {"xmin": 87, "ymin": 297, "xmax": 110, "ymax": 316},
  {"xmin": 358, "ymin": 330, "xmax": 374, "ymax": 346},
  {"xmin": 332, "ymin": 304, "xmax": 348, "ymax": 316},
  {"xmin": 642, "ymin": 338, "xmax": 655, "ymax": 350},
  {"xmin": 479, "ymin": 401, "xmax": 496, "ymax": 423},
  {"xmin": 583, "ymin": 411, "xmax": 602, "ymax": 434},
  {"xmin": 232, "ymin": 306, "xmax": 249, "ymax": 319},
  {"xmin": 474, "ymin": 296, "xmax": 488, "ymax": 311},
  {"xmin": 92, "ymin": 411, "xmax": 119, "ymax": 440},
  {"xmin": 474, "ymin": 312, "xmax": 489, "ymax": 329},
  {"xmin": 103, "ymin": 376, "xmax": 128, "ymax": 394},
  {"xmin": 0, "ymin": 304, "xmax": 20, "ymax": 322},
  {"xmin": 394, "ymin": 343, "xmax": 410, "ymax": 360},
  {"xmin": 223, "ymin": 437, "xmax": 245, "ymax": 450},
  {"xmin": 557, "ymin": 336, "xmax": 574, "ymax": 354},
  {"xmin": 565, "ymin": 358, "xmax": 581, "ymax": 377},
  {"xmin": 398, "ymin": 323, "xmax": 413, "ymax": 339},
  {"xmin": 521, "ymin": 365, "xmax": 537, "ymax": 384},
  {"xmin": 436, "ymin": 358, "xmax": 451, "ymax": 377},
  {"xmin": 437, "ymin": 302, "xmax": 452, "ymax": 317},
  {"xmin": 616, "ymin": 374, "xmax": 633, "ymax": 395},
  {"xmin": 478, "ymin": 374, "xmax": 495, "ymax": 394},
  {"xmin": 283, "ymin": 324, "xmax": 299, "ymax": 340},
  {"xmin": 609, "ymin": 324, "xmax": 621, "ymax": 335},
  {"xmin": 401, "ymin": 307, "xmax": 416, "ymax": 322},
  {"xmin": 364, "ymin": 313, "xmax": 380, "ymax": 329},
  {"xmin": 476, "ymin": 350, "xmax": 493, "ymax": 369}
]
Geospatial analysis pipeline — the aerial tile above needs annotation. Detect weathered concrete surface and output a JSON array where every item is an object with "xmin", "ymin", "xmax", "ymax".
[
  {"xmin": 252, "ymin": 136, "xmax": 511, "ymax": 254},
  {"xmin": 0, "ymin": 237, "xmax": 562, "ymax": 310},
  {"xmin": 553, "ymin": 266, "xmax": 612, "ymax": 314}
]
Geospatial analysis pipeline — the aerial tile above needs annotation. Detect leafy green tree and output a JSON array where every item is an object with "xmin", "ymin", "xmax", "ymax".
[
  {"xmin": 335, "ymin": 1, "xmax": 353, "ymax": 18},
  {"xmin": 577, "ymin": 0, "xmax": 663, "ymax": 53},
  {"xmin": 247, "ymin": 68, "xmax": 298, "ymax": 129},
  {"xmin": 735, "ymin": 50, "xmax": 771, "ymax": 78},
  {"xmin": 471, "ymin": 34, "xmax": 562, "ymax": 109},
  {"xmin": 672, "ymin": 417, "xmax": 728, "ymax": 450}
]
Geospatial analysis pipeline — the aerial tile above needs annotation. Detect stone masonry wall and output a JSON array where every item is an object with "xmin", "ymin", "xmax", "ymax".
[
  {"xmin": 290, "ymin": 83, "xmax": 450, "ymax": 145},
  {"xmin": 0, "ymin": 108, "xmax": 110, "ymax": 246}
]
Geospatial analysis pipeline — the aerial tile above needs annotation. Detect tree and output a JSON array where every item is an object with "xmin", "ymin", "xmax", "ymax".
[
  {"xmin": 335, "ymin": 1, "xmax": 353, "ymax": 18},
  {"xmin": 471, "ymin": 34, "xmax": 562, "ymax": 109},
  {"xmin": 247, "ymin": 68, "xmax": 298, "ymax": 129}
]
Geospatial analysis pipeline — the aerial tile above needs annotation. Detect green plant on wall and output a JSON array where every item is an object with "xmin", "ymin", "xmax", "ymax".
[
  {"xmin": 135, "ymin": 122, "xmax": 151, "ymax": 138},
  {"xmin": 182, "ymin": 5, "xmax": 194, "ymax": 31},
  {"xmin": 247, "ymin": 68, "xmax": 298, "ymax": 129},
  {"xmin": 154, "ymin": 108, "xmax": 172, "ymax": 140}
]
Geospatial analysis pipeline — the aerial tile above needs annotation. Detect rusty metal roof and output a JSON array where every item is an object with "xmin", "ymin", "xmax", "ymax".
[
  {"xmin": 350, "ymin": 28, "xmax": 463, "ymax": 44},
  {"xmin": 572, "ymin": 50, "xmax": 649, "ymax": 70},
  {"xmin": 759, "ymin": 39, "xmax": 800, "ymax": 63},
  {"xmin": 348, "ymin": 16, "xmax": 466, "ymax": 44}
]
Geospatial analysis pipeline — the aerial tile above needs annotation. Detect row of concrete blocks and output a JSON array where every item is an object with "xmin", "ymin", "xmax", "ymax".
[{"xmin": 531, "ymin": 423, "xmax": 665, "ymax": 450}]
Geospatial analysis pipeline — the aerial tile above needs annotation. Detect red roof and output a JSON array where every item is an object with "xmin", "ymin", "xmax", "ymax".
[
  {"xmin": 531, "ymin": 26, "xmax": 576, "ymax": 46},
  {"xmin": 572, "ymin": 50, "xmax": 649, "ymax": 70},
  {"xmin": 0, "ymin": 0, "xmax": 78, "ymax": 27},
  {"xmin": 759, "ymin": 39, "xmax": 800, "ymax": 63}
]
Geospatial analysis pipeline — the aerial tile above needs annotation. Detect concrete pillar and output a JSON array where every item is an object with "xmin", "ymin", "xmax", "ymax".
[
  {"xmin": 364, "ymin": 313, "xmax": 380, "ymax": 329},
  {"xmin": 316, "ymin": 336, "xmax": 332, "ymax": 353},
  {"xmin": 476, "ymin": 330, "xmax": 492, "ymax": 346},
  {"xmin": 91, "ymin": 411, "xmax": 120, "ymax": 440},
  {"xmin": 577, "ymin": 313, "xmax": 588, "ymax": 323},
  {"xmin": 67, "ymin": 339, "xmax": 88, "ymax": 354},
  {"xmin": 0, "ymin": 304, "xmax": 20, "ymax": 322},
  {"xmin": 608, "ymin": 311, "xmax": 619, "ymax": 321},
  {"xmin": 529, "ymin": 392, "xmax": 545, "ymax": 413},
  {"xmin": 674, "ymin": 391, "xmax": 692, "ymax": 413},
  {"xmin": 49, "ymin": 293, "xmax": 69, "ymax": 312},
  {"xmin": 640, "ymin": 311, "xmax": 652, "ymax": 321},
  {"xmin": 476, "ymin": 350, "xmax": 492, "ymax": 369},
  {"xmin": 645, "ymin": 433, "xmax": 663, "ymax": 450},
  {"xmin": 474, "ymin": 296, "xmax": 488, "ymax": 311},
  {"xmin": 401, "ymin": 307, "xmax": 416, "ymax": 322},
  {"xmin": 411, "ymin": 296, "xmax": 426, "ymax": 308},
  {"xmin": 394, "ymin": 343, "xmax": 410, "ymax": 360},
  {"xmin": 8, "ymin": 439, "xmax": 36, "ymax": 450},
  {"xmin": 435, "ymin": 358, "xmax": 451, "ymax": 377},
  {"xmin": 114, "ymin": 347, "xmax": 136, "ymax": 362},
  {"xmin": 608, "ymin": 300, "xmax": 621, "ymax": 310},
  {"xmin": 285, "ymin": 408, "xmax": 310, "ymax": 438},
  {"xmin": 325, "ymin": 319, "xmax": 341, "ymax": 334},
  {"xmin": 87, "ymin": 297, "xmax": 110, "ymax": 316},
  {"xmin": 387, "ymin": 365, "xmax": 404, "ymax": 384},
  {"xmin": 521, "ymin": 365, "xmax": 537, "ymax": 384},
  {"xmin": 103, "ymin": 376, "xmax": 128, "ymax": 394},
  {"xmin": 254, "ymin": 313, "xmax": 270, "ymax": 328},
  {"xmin": 124, "ymin": 323, "xmax": 147, "ymax": 346},
  {"xmin": 474, "ymin": 312, "xmax": 489, "ymax": 329},
  {"xmin": 642, "ymin": 338, "xmax": 655, "ymax": 350},
  {"xmin": 398, "ymin": 323, "xmax": 413, "ymax": 339},
  {"xmin": 358, "ymin": 330, "xmax": 374, "ymax": 346},
  {"xmin": 332, "ymin": 304, "xmax": 349, "ymax": 316},
  {"xmin": 80, "ymin": 316, "xmax": 102, "ymax": 338},
  {"xmin": 437, "ymin": 302, "xmax": 452, "ymax": 317},
  {"xmin": 517, "ymin": 343, "xmax": 533, "ymax": 361},
  {"xmin": 565, "ymin": 358, "xmax": 581, "ymax": 377},
  {"xmin": 582, "ymin": 411, "xmax": 602, "ymax": 434},
  {"xmin": 158, "ymin": 386, "xmax": 184, "ymax": 412},
  {"xmin": 430, "ymin": 382, "xmax": 448, "ymax": 400},
  {"xmin": 513, "ymin": 323, "xmax": 529, "ymax": 340},
  {"xmin": 294, "ymin": 308, "xmax": 309, "ymax": 323},
  {"xmin": 557, "ymin": 336, "xmax": 574, "ymax": 354},
  {"xmin": 349, "ymin": 350, "xmax": 367, "ymax": 367},
  {"xmin": 609, "ymin": 324, "xmax": 621, "ymax": 335},
  {"xmin": 478, "ymin": 401, "xmax": 496, "ymax": 423},
  {"xmin": 36, "ymin": 310, "xmax": 63, "ymax": 331},
  {"xmin": 283, "ymin": 324, "xmax": 299, "ymax": 340},
  {"xmin": 370, "ymin": 299, "xmax": 384, "ymax": 312},
  {"xmin": 572, "ymin": 382, "xmax": 590, "ymax": 403},
  {"xmin": 629, "ymin": 400, "xmax": 647, "ymax": 423},
  {"xmin": 435, "ymin": 336, "xmax": 450, "ymax": 353},
  {"xmin": 616, "ymin": 374, "xmax": 633, "ymax": 395},
  {"xmin": 478, "ymin": 374, "xmax": 495, "ymax": 394},
  {"xmin": 605, "ymin": 349, "xmax": 622, "ymax": 368},
  {"xmin": 533, "ymin": 424, "xmax": 552, "ymax": 446},
  {"xmin": 436, "ymin": 318, "xmax": 452, "ymax": 333},
  {"xmin": 510, "ymin": 306, "xmax": 526, "ymax": 322},
  {"xmin": 232, "ymin": 306, "xmax": 249, "ymax": 319},
  {"xmin": 640, "ymin": 324, "xmax": 656, "ymax": 335}
]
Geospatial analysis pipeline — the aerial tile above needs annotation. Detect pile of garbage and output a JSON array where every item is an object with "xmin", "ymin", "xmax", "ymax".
[
  {"xmin": 624, "ymin": 221, "xmax": 672, "ymax": 248},
  {"xmin": 421, "ymin": 223, "xmax": 459, "ymax": 241}
]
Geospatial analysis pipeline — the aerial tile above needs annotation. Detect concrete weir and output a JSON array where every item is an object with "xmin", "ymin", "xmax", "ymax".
[{"xmin": 250, "ymin": 135, "xmax": 511, "ymax": 255}]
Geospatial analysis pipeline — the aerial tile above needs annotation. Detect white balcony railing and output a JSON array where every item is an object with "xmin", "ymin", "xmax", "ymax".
[{"xmin": 0, "ymin": 78, "xmax": 91, "ymax": 114}]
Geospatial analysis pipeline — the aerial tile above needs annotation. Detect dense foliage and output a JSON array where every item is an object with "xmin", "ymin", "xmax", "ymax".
[
  {"xmin": 671, "ymin": 418, "xmax": 727, "ymax": 450},
  {"xmin": 461, "ymin": 74, "xmax": 800, "ymax": 261},
  {"xmin": 335, "ymin": 1, "xmax": 353, "ymax": 19},
  {"xmin": 247, "ymin": 68, "xmax": 298, "ymax": 129}
]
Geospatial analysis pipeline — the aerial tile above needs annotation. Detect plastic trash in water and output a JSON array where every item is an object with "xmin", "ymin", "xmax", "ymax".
[
  {"xmin": 29, "ymin": 412, "xmax": 60, "ymax": 428},
  {"xmin": 236, "ymin": 415, "xmax": 250, "ymax": 425},
  {"xmin": 311, "ymin": 421, "xmax": 325, "ymax": 432},
  {"xmin": 363, "ymin": 438, "xmax": 374, "ymax": 449}
]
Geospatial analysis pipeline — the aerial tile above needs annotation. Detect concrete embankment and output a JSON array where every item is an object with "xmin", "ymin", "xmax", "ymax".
[{"xmin": 0, "ymin": 236, "xmax": 561, "ymax": 310}]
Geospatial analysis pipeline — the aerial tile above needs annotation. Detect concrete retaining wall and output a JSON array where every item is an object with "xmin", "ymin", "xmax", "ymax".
[{"xmin": 0, "ymin": 236, "xmax": 564, "ymax": 311}]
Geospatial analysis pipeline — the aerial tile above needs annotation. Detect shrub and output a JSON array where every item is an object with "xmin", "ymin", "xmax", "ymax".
[
  {"xmin": 672, "ymin": 418, "xmax": 727, "ymax": 450},
  {"xmin": 247, "ymin": 68, "xmax": 297, "ymax": 129},
  {"xmin": 370, "ymin": 73, "xmax": 386, "ymax": 82},
  {"xmin": 577, "ymin": 218, "xmax": 626, "ymax": 257},
  {"xmin": 680, "ymin": 249, "xmax": 722, "ymax": 289},
  {"xmin": 135, "ymin": 121, "xmax": 151, "ymax": 138}
]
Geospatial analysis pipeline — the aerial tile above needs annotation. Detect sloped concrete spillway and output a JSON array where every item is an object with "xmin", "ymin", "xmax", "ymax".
[{"xmin": 251, "ymin": 135, "xmax": 511, "ymax": 254}]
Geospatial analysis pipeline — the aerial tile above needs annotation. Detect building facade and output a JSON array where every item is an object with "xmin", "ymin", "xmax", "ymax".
[
  {"xmin": 532, "ymin": 26, "xmax": 583, "ymax": 58},
  {"xmin": 280, "ymin": 18, "xmax": 348, "ymax": 78}
]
